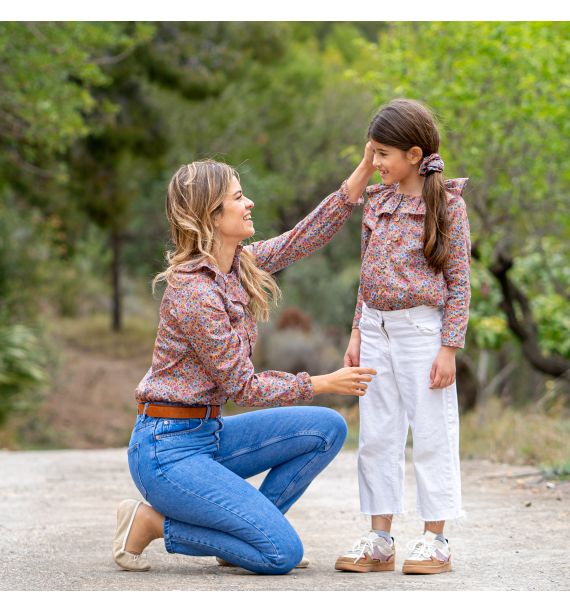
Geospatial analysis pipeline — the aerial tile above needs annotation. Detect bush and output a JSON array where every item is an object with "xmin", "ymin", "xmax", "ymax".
[{"xmin": 0, "ymin": 323, "xmax": 47, "ymax": 424}]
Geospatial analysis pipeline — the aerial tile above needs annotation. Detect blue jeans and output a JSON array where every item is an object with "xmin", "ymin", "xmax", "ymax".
[{"xmin": 127, "ymin": 405, "xmax": 348, "ymax": 575}]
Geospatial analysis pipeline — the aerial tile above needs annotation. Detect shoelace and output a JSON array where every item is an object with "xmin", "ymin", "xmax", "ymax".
[
  {"xmin": 406, "ymin": 538, "xmax": 435, "ymax": 560},
  {"xmin": 350, "ymin": 535, "xmax": 377, "ymax": 564}
]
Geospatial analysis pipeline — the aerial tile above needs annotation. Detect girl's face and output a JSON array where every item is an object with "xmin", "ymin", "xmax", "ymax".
[
  {"xmin": 370, "ymin": 139, "xmax": 422, "ymax": 185},
  {"xmin": 214, "ymin": 176, "xmax": 255, "ymax": 243}
]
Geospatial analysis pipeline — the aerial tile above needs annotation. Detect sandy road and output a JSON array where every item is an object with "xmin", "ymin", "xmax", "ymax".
[{"xmin": 0, "ymin": 448, "xmax": 568, "ymax": 591}]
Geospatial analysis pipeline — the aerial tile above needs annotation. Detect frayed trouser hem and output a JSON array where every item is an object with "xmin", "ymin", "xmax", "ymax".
[{"xmin": 417, "ymin": 508, "xmax": 467, "ymax": 524}]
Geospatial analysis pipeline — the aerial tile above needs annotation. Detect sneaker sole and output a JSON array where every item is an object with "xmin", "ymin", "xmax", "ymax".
[
  {"xmin": 335, "ymin": 559, "xmax": 395, "ymax": 573},
  {"xmin": 402, "ymin": 561, "xmax": 452, "ymax": 574}
]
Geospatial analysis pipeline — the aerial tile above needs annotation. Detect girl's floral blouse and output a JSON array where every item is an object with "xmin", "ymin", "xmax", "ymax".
[
  {"xmin": 353, "ymin": 178, "xmax": 471, "ymax": 349},
  {"xmin": 136, "ymin": 182, "xmax": 359, "ymax": 408}
]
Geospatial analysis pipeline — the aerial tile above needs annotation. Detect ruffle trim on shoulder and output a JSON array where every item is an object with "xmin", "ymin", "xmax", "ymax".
[
  {"xmin": 366, "ymin": 182, "xmax": 393, "ymax": 197},
  {"xmin": 444, "ymin": 178, "xmax": 469, "ymax": 197}
]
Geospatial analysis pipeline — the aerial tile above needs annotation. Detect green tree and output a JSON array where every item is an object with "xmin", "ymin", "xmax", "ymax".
[{"xmin": 352, "ymin": 22, "xmax": 570, "ymax": 379}]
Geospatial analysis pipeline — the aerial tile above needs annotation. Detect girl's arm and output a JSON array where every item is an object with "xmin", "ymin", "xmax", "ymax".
[
  {"xmin": 246, "ymin": 144, "xmax": 375, "ymax": 275},
  {"xmin": 441, "ymin": 196, "xmax": 471, "ymax": 348}
]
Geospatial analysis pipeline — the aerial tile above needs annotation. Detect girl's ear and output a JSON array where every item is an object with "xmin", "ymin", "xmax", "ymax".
[{"xmin": 406, "ymin": 146, "xmax": 424, "ymax": 165}]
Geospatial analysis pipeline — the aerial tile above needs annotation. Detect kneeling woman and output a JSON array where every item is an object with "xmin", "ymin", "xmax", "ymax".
[{"xmin": 113, "ymin": 157, "xmax": 376, "ymax": 575}]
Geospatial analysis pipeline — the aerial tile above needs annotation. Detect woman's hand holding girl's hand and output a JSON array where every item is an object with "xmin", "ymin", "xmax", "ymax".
[
  {"xmin": 344, "ymin": 328, "xmax": 361, "ymax": 367},
  {"xmin": 311, "ymin": 366, "xmax": 377, "ymax": 397},
  {"xmin": 429, "ymin": 346, "xmax": 457, "ymax": 389}
]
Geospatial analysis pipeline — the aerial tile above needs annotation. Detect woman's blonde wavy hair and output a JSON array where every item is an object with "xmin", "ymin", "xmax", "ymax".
[{"xmin": 153, "ymin": 159, "xmax": 281, "ymax": 322}]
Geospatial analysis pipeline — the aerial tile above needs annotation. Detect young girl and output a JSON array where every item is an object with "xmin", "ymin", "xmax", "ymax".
[{"xmin": 335, "ymin": 99, "xmax": 471, "ymax": 575}]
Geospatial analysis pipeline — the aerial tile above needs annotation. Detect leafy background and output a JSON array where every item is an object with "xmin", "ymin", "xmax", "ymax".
[{"xmin": 0, "ymin": 22, "xmax": 568, "ymax": 474}]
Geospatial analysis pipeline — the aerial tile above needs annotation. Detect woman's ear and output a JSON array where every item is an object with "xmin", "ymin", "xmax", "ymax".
[{"xmin": 406, "ymin": 146, "xmax": 424, "ymax": 165}]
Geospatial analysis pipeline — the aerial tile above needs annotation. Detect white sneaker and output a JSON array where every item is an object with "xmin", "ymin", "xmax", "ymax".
[
  {"xmin": 335, "ymin": 531, "xmax": 395, "ymax": 572},
  {"xmin": 402, "ymin": 530, "xmax": 452, "ymax": 574}
]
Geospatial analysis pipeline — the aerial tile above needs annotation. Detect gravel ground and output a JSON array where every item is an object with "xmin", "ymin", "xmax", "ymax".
[{"xmin": 0, "ymin": 448, "xmax": 568, "ymax": 591}]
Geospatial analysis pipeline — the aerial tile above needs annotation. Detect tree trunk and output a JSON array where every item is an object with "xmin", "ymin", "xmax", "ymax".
[
  {"xmin": 471, "ymin": 243, "xmax": 570, "ymax": 380},
  {"xmin": 111, "ymin": 229, "xmax": 122, "ymax": 332}
]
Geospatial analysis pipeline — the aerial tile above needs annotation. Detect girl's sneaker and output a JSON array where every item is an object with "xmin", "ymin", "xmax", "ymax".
[
  {"xmin": 402, "ymin": 531, "xmax": 452, "ymax": 574},
  {"xmin": 335, "ymin": 532, "xmax": 395, "ymax": 572}
]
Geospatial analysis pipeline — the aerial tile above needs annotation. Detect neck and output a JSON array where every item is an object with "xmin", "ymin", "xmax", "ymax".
[
  {"xmin": 396, "ymin": 173, "xmax": 424, "ymax": 196},
  {"xmin": 213, "ymin": 240, "xmax": 240, "ymax": 275}
]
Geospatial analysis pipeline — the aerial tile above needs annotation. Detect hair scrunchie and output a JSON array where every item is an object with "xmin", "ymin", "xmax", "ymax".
[{"xmin": 419, "ymin": 153, "xmax": 444, "ymax": 176}]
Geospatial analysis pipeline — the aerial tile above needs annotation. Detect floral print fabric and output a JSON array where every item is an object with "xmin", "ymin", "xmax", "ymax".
[
  {"xmin": 353, "ymin": 178, "xmax": 471, "ymax": 348},
  {"xmin": 136, "ymin": 182, "xmax": 359, "ymax": 407}
]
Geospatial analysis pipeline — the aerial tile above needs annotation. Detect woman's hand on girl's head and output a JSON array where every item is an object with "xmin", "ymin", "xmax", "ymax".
[
  {"xmin": 310, "ymin": 366, "xmax": 377, "ymax": 397},
  {"xmin": 361, "ymin": 141, "xmax": 375, "ymax": 172},
  {"xmin": 429, "ymin": 346, "xmax": 457, "ymax": 389}
]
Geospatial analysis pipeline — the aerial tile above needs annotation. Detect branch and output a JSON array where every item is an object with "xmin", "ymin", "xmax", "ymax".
[
  {"xmin": 92, "ymin": 46, "xmax": 137, "ymax": 66},
  {"xmin": 484, "ymin": 244, "xmax": 570, "ymax": 378}
]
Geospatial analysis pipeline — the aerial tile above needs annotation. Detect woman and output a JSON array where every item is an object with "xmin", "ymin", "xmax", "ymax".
[{"xmin": 113, "ymin": 152, "xmax": 376, "ymax": 575}]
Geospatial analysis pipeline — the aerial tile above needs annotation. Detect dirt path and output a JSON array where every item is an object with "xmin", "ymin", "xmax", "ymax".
[{"xmin": 0, "ymin": 449, "xmax": 567, "ymax": 590}]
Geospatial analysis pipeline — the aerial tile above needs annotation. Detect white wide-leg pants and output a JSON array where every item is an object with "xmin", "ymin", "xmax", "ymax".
[{"xmin": 358, "ymin": 303, "xmax": 463, "ymax": 521}]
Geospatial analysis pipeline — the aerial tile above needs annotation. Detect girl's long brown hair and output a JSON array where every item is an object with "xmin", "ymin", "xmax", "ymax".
[
  {"xmin": 153, "ymin": 160, "xmax": 281, "ymax": 321},
  {"xmin": 368, "ymin": 99, "xmax": 449, "ymax": 273}
]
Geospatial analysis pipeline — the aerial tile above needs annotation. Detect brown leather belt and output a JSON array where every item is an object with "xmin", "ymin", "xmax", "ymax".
[{"xmin": 137, "ymin": 403, "xmax": 221, "ymax": 419}]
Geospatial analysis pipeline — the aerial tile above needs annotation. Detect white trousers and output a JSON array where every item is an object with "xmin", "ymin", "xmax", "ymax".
[{"xmin": 358, "ymin": 303, "xmax": 463, "ymax": 521}]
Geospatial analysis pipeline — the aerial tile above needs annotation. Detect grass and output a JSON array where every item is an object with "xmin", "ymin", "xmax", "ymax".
[
  {"xmin": 3, "ymin": 313, "xmax": 569, "ymax": 479},
  {"xmin": 49, "ymin": 313, "xmax": 158, "ymax": 360},
  {"xmin": 459, "ymin": 399, "xmax": 570, "ymax": 477}
]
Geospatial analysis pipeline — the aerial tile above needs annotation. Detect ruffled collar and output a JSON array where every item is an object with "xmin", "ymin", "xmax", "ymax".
[{"xmin": 368, "ymin": 178, "xmax": 468, "ymax": 215}]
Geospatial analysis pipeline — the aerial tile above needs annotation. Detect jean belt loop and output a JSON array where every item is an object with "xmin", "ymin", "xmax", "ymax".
[
  {"xmin": 205, "ymin": 404, "xmax": 212, "ymax": 420},
  {"xmin": 143, "ymin": 402, "xmax": 150, "ymax": 418}
]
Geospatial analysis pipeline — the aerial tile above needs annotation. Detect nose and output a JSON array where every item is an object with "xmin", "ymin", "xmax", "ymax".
[{"xmin": 246, "ymin": 197, "xmax": 254, "ymax": 209}]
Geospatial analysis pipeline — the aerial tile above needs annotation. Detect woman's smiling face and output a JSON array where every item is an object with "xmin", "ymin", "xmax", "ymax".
[{"xmin": 214, "ymin": 176, "xmax": 255, "ymax": 242}]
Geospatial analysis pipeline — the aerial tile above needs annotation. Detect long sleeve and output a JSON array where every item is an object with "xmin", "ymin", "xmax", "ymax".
[
  {"xmin": 352, "ymin": 283, "xmax": 364, "ymax": 329},
  {"xmin": 441, "ymin": 197, "xmax": 471, "ymax": 348},
  {"xmin": 174, "ymin": 279, "xmax": 314, "ymax": 407},
  {"xmin": 352, "ymin": 195, "xmax": 375, "ymax": 329},
  {"xmin": 246, "ymin": 180, "xmax": 359, "ymax": 274}
]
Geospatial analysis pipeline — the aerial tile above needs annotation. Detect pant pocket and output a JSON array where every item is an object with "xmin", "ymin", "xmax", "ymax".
[
  {"xmin": 128, "ymin": 442, "xmax": 148, "ymax": 500},
  {"xmin": 406, "ymin": 308, "xmax": 442, "ymax": 336}
]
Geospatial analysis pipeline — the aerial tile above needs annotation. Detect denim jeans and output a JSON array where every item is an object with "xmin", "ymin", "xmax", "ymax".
[{"xmin": 127, "ymin": 405, "xmax": 347, "ymax": 575}]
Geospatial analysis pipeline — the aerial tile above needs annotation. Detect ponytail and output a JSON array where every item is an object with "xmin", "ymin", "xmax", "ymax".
[{"xmin": 422, "ymin": 171, "xmax": 449, "ymax": 274}]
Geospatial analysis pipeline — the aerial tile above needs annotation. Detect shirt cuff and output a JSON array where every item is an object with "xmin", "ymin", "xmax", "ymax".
[
  {"xmin": 296, "ymin": 371, "xmax": 315, "ymax": 402},
  {"xmin": 441, "ymin": 329, "xmax": 465, "ymax": 349}
]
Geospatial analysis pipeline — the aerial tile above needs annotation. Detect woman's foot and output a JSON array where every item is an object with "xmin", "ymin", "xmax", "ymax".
[{"xmin": 112, "ymin": 499, "xmax": 163, "ymax": 571}]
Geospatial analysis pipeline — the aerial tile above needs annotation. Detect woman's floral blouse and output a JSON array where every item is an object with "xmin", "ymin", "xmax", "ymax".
[
  {"xmin": 353, "ymin": 178, "xmax": 471, "ymax": 348},
  {"xmin": 136, "ymin": 182, "xmax": 359, "ymax": 408}
]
